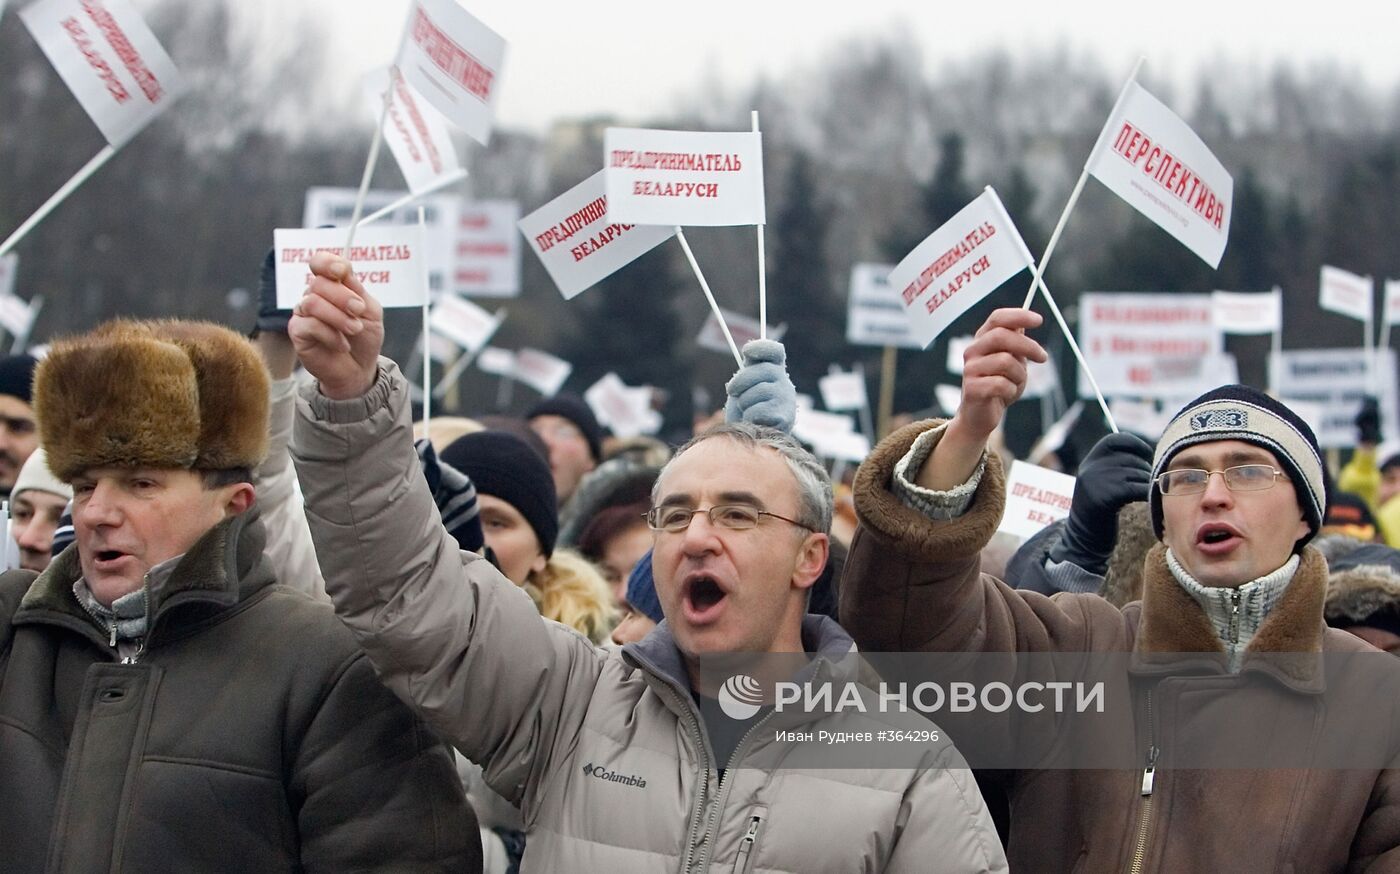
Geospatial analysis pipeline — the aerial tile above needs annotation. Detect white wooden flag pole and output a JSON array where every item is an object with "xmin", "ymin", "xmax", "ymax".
[
  {"xmin": 675, "ymin": 229, "xmax": 742, "ymax": 366},
  {"xmin": 753, "ymin": 110, "xmax": 767, "ymax": 340}
]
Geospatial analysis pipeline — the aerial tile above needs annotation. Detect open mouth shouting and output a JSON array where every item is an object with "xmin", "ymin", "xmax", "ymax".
[
  {"xmin": 681, "ymin": 571, "xmax": 731, "ymax": 625},
  {"xmin": 1195, "ymin": 522, "xmax": 1242, "ymax": 557}
]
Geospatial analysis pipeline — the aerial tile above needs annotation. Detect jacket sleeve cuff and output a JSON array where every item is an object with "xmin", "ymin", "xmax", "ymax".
[
  {"xmin": 853, "ymin": 418, "xmax": 1006, "ymax": 563},
  {"xmin": 1041, "ymin": 558, "xmax": 1106, "ymax": 594},
  {"xmin": 301, "ymin": 358, "xmax": 397, "ymax": 425},
  {"xmin": 892, "ymin": 423, "xmax": 986, "ymax": 519}
]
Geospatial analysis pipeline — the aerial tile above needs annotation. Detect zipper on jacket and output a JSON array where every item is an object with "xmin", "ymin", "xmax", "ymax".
[
  {"xmin": 1227, "ymin": 589, "xmax": 1242, "ymax": 646},
  {"xmin": 668, "ymin": 686, "xmax": 714, "ymax": 874},
  {"xmin": 731, "ymin": 812, "xmax": 764, "ymax": 874},
  {"xmin": 1128, "ymin": 689, "xmax": 1159, "ymax": 874},
  {"xmin": 693, "ymin": 716, "xmax": 771, "ymax": 873}
]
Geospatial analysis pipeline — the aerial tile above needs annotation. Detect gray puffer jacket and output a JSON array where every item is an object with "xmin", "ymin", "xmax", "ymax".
[{"xmin": 292, "ymin": 360, "xmax": 1006, "ymax": 874}]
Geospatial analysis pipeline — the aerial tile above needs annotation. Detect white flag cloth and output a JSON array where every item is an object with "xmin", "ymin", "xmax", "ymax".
[
  {"xmin": 21, "ymin": 0, "xmax": 186, "ymax": 146},
  {"xmin": 364, "ymin": 67, "xmax": 462, "ymax": 197},
  {"xmin": 585, "ymin": 373, "xmax": 661, "ymax": 439},
  {"xmin": 274, "ymin": 226, "xmax": 427, "ymax": 309},
  {"xmin": 818, "ymin": 370, "xmax": 868, "ymax": 412},
  {"xmin": 846, "ymin": 262, "xmax": 919, "ymax": 349},
  {"xmin": 696, "ymin": 307, "xmax": 786, "ymax": 355},
  {"xmin": 0, "ymin": 294, "xmax": 39, "ymax": 339},
  {"xmin": 518, "ymin": 170, "xmax": 674, "ymax": 300},
  {"xmin": 887, "ymin": 187, "xmax": 1035, "ymax": 349},
  {"xmin": 603, "ymin": 128, "xmax": 765, "ymax": 227},
  {"xmin": 512, "ymin": 348, "xmax": 572, "ymax": 396},
  {"xmin": 0, "ymin": 255, "xmax": 17, "ymax": 300},
  {"xmin": 394, "ymin": 0, "xmax": 506, "ymax": 145},
  {"xmin": 1386, "ymin": 280, "xmax": 1400, "ymax": 328},
  {"xmin": 476, "ymin": 346, "xmax": 515, "ymax": 377},
  {"xmin": 1319, "ymin": 265, "xmax": 1375, "ymax": 323},
  {"xmin": 430, "ymin": 294, "xmax": 502, "ymax": 353},
  {"xmin": 1212, "ymin": 289, "xmax": 1281, "ymax": 335},
  {"xmin": 1086, "ymin": 80, "xmax": 1232, "ymax": 268},
  {"xmin": 999, "ymin": 461, "xmax": 1078, "ymax": 540},
  {"xmin": 454, "ymin": 200, "xmax": 521, "ymax": 298},
  {"xmin": 420, "ymin": 330, "xmax": 460, "ymax": 364}
]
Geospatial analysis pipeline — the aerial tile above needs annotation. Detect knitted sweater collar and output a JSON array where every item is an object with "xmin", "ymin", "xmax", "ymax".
[{"xmin": 1164, "ymin": 549, "xmax": 1299, "ymax": 672}]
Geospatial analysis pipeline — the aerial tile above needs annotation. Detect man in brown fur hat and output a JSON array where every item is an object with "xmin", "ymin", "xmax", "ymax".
[{"xmin": 0, "ymin": 319, "xmax": 481, "ymax": 872}]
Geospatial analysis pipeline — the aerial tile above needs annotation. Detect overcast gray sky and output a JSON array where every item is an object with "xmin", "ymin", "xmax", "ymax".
[{"xmin": 248, "ymin": 0, "xmax": 1400, "ymax": 134}]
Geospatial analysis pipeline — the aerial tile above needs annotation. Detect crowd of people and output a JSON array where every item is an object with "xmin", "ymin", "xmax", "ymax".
[{"xmin": 1, "ymin": 248, "xmax": 1398, "ymax": 872}]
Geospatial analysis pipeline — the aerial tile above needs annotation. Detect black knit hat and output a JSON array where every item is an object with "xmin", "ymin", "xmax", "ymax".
[
  {"xmin": 1149, "ymin": 384, "xmax": 1326, "ymax": 550},
  {"xmin": 526, "ymin": 394, "xmax": 604, "ymax": 463},
  {"xmin": 0, "ymin": 354, "xmax": 37, "ymax": 404},
  {"xmin": 441, "ymin": 430, "xmax": 558, "ymax": 557}
]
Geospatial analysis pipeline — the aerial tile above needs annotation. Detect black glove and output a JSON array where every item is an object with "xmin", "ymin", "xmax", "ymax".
[
  {"xmin": 1048, "ymin": 432, "xmax": 1154, "ymax": 575},
  {"xmin": 254, "ymin": 247, "xmax": 293, "ymax": 335},
  {"xmin": 1356, "ymin": 396, "xmax": 1382, "ymax": 445}
]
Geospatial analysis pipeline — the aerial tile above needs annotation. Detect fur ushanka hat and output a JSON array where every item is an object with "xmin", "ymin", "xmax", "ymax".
[{"xmin": 35, "ymin": 320, "xmax": 269, "ymax": 481}]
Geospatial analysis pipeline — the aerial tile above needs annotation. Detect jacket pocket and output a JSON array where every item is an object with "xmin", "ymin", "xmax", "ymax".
[{"xmin": 732, "ymin": 805, "xmax": 767, "ymax": 874}]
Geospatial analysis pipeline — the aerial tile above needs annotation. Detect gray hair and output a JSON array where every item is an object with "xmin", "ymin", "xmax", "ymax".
[{"xmin": 654, "ymin": 422, "xmax": 833, "ymax": 534}]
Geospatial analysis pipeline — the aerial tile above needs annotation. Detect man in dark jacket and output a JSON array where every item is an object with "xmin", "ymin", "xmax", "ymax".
[
  {"xmin": 0, "ymin": 319, "xmax": 481, "ymax": 873},
  {"xmin": 842, "ymin": 307, "xmax": 1400, "ymax": 872}
]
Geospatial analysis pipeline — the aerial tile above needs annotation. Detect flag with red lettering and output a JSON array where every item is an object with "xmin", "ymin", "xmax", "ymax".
[
  {"xmin": 364, "ymin": 66, "xmax": 462, "ymax": 197},
  {"xmin": 603, "ymin": 128, "xmax": 765, "ymax": 227},
  {"xmin": 1319, "ymin": 265, "xmax": 1374, "ymax": 323},
  {"xmin": 518, "ymin": 170, "xmax": 675, "ymax": 300},
  {"xmin": 429, "ymin": 293, "xmax": 502, "ymax": 353},
  {"xmin": 21, "ymin": 0, "xmax": 186, "ymax": 146},
  {"xmin": 454, "ymin": 200, "xmax": 520, "ymax": 298},
  {"xmin": 512, "ymin": 348, "xmax": 572, "ymax": 396},
  {"xmin": 394, "ymin": 0, "xmax": 506, "ymax": 145},
  {"xmin": 1085, "ymin": 81, "xmax": 1233, "ymax": 268},
  {"xmin": 887, "ymin": 187, "xmax": 1036, "ymax": 349}
]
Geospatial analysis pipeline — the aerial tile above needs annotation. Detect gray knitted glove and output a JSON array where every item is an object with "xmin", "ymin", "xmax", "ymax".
[{"xmin": 724, "ymin": 339, "xmax": 796, "ymax": 434}]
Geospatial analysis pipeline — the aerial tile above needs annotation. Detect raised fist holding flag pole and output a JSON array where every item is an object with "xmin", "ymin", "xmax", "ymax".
[{"xmin": 289, "ymin": 253, "xmax": 384, "ymax": 401}]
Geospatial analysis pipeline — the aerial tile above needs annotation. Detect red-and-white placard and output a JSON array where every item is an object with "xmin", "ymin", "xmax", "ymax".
[
  {"xmin": 430, "ymin": 293, "xmax": 501, "ymax": 352},
  {"xmin": 274, "ymin": 225, "xmax": 426, "ymax": 309},
  {"xmin": 999, "ymin": 461, "xmax": 1077, "ymax": 540},
  {"xmin": 21, "ymin": 0, "xmax": 186, "ymax": 146},
  {"xmin": 1078, "ymin": 292, "xmax": 1228, "ymax": 397},
  {"xmin": 303, "ymin": 186, "xmax": 459, "ymax": 297},
  {"xmin": 394, "ymin": 0, "xmax": 505, "ymax": 145},
  {"xmin": 1319, "ymin": 265, "xmax": 1374, "ymax": 323},
  {"xmin": 512, "ymin": 348, "xmax": 571, "ymax": 396},
  {"xmin": 518, "ymin": 170, "xmax": 675, "ymax": 300},
  {"xmin": 888, "ymin": 187, "xmax": 1035, "ymax": 349},
  {"xmin": 1212, "ymin": 288, "xmax": 1281, "ymax": 335},
  {"xmin": 1086, "ymin": 81, "xmax": 1233, "ymax": 268},
  {"xmin": 476, "ymin": 345, "xmax": 514, "ymax": 376},
  {"xmin": 365, "ymin": 66, "xmax": 461, "ymax": 197},
  {"xmin": 604, "ymin": 128, "xmax": 765, "ymax": 227},
  {"xmin": 454, "ymin": 200, "xmax": 520, "ymax": 298}
]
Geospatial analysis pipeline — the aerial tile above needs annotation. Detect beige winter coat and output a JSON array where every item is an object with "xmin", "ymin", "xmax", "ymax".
[{"xmin": 291, "ymin": 361, "xmax": 1007, "ymax": 874}]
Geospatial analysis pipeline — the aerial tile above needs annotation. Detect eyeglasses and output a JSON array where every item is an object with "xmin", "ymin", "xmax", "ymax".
[
  {"xmin": 644, "ymin": 504, "xmax": 814, "ymax": 533},
  {"xmin": 1156, "ymin": 464, "xmax": 1286, "ymax": 496}
]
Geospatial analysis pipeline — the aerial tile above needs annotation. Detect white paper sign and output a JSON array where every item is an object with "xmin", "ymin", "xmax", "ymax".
[
  {"xmin": 0, "ymin": 295, "xmax": 40, "ymax": 339},
  {"xmin": 1270, "ymin": 349, "xmax": 1400, "ymax": 449},
  {"xmin": 365, "ymin": 67, "xmax": 462, "ymax": 197},
  {"xmin": 476, "ymin": 345, "xmax": 515, "ymax": 376},
  {"xmin": 394, "ymin": 0, "xmax": 505, "ymax": 145},
  {"xmin": 21, "ymin": 0, "xmax": 186, "ymax": 147},
  {"xmin": 819, "ymin": 370, "xmax": 868, "ymax": 412},
  {"xmin": 604, "ymin": 128, "xmax": 765, "ymax": 227},
  {"xmin": 1087, "ymin": 80, "xmax": 1232, "ymax": 268},
  {"xmin": 888, "ymin": 187, "xmax": 1035, "ymax": 349},
  {"xmin": 274, "ymin": 226, "xmax": 427, "ymax": 309},
  {"xmin": 430, "ymin": 293, "xmax": 501, "ymax": 352},
  {"xmin": 518, "ymin": 170, "xmax": 675, "ymax": 300},
  {"xmin": 454, "ymin": 200, "xmax": 520, "ymax": 298},
  {"xmin": 999, "ymin": 461, "xmax": 1077, "ymax": 540},
  {"xmin": 696, "ymin": 307, "xmax": 786, "ymax": 356},
  {"xmin": 0, "ymin": 255, "xmax": 17, "ymax": 300},
  {"xmin": 512, "ymin": 348, "xmax": 571, "ymax": 396},
  {"xmin": 814, "ymin": 430, "xmax": 871, "ymax": 463},
  {"xmin": 847, "ymin": 262, "xmax": 919, "ymax": 349},
  {"xmin": 1077, "ymin": 292, "xmax": 1225, "ymax": 398},
  {"xmin": 303, "ymin": 187, "xmax": 459, "ymax": 296},
  {"xmin": 1319, "ymin": 265, "xmax": 1374, "ymax": 323},
  {"xmin": 1212, "ymin": 288, "xmax": 1281, "ymax": 335},
  {"xmin": 935, "ymin": 385, "xmax": 963, "ymax": 417},
  {"xmin": 584, "ymin": 372, "xmax": 661, "ymax": 439},
  {"xmin": 1386, "ymin": 280, "xmax": 1400, "ymax": 328}
]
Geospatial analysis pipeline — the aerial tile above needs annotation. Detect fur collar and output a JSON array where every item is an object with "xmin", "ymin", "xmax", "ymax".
[{"xmin": 1133, "ymin": 542, "xmax": 1329, "ymax": 690}]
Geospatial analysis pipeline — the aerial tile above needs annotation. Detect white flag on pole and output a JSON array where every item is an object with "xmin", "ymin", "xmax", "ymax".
[
  {"xmin": 0, "ymin": 255, "xmax": 17, "ymax": 300},
  {"xmin": 395, "ymin": 0, "xmax": 506, "ymax": 145},
  {"xmin": 847, "ymin": 262, "xmax": 920, "ymax": 349},
  {"xmin": 512, "ymin": 348, "xmax": 571, "ymax": 396},
  {"xmin": 819, "ymin": 370, "xmax": 868, "ymax": 412},
  {"xmin": 274, "ymin": 225, "xmax": 427, "ymax": 309},
  {"xmin": 585, "ymin": 373, "xmax": 661, "ymax": 439},
  {"xmin": 455, "ymin": 200, "xmax": 520, "ymax": 298},
  {"xmin": 1085, "ymin": 80, "xmax": 1232, "ymax": 268},
  {"xmin": 476, "ymin": 346, "xmax": 515, "ymax": 377},
  {"xmin": 0, "ymin": 295, "xmax": 40, "ymax": 340},
  {"xmin": 1386, "ymin": 280, "xmax": 1400, "ymax": 328},
  {"xmin": 696, "ymin": 307, "xmax": 785, "ymax": 355},
  {"xmin": 430, "ymin": 294, "xmax": 502, "ymax": 353},
  {"xmin": 1319, "ymin": 265, "xmax": 1374, "ymax": 323},
  {"xmin": 518, "ymin": 170, "xmax": 676, "ymax": 300},
  {"xmin": 302, "ymin": 186, "xmax": 460, "ymax": 297},
  {"xmin": 888, "ymin": 187, "xmax": 1035, "ymax": 349},
  {"xmin": 1212, "ymin": 289, "xmax": 1281, "ymax": 335},
  {"xmin": 21, "ymin": 0, "xmax": 186, "ymax": 147},
  {"xmin": 364, "ymin": 67, "xmax": 462, "ymax": 197},
  {"xmin": 604, "ymin": 128, "xmax": 765, "ymax": 227}
]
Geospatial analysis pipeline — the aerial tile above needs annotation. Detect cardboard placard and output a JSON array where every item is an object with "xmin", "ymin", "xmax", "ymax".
[
  {"xmin": 1269, "ymin": 349, "xmax": 1400, "ymax": 449},
  {"xmin": 1319, "ymin": 265, "xmax": 1374, "ymax": 323},
  {"xmin": 274, "ymin": 225, "xmax": 426, "ymax": 309}
]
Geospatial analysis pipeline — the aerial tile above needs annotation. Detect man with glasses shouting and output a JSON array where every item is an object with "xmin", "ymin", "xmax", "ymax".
[
  {"xmin": 287, "ymin": 253, "xmax": 1006, "ymax": 873},
  {"xmin": 842, "ymin": 306, "xmax": 1400, "ymax": 872}
]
